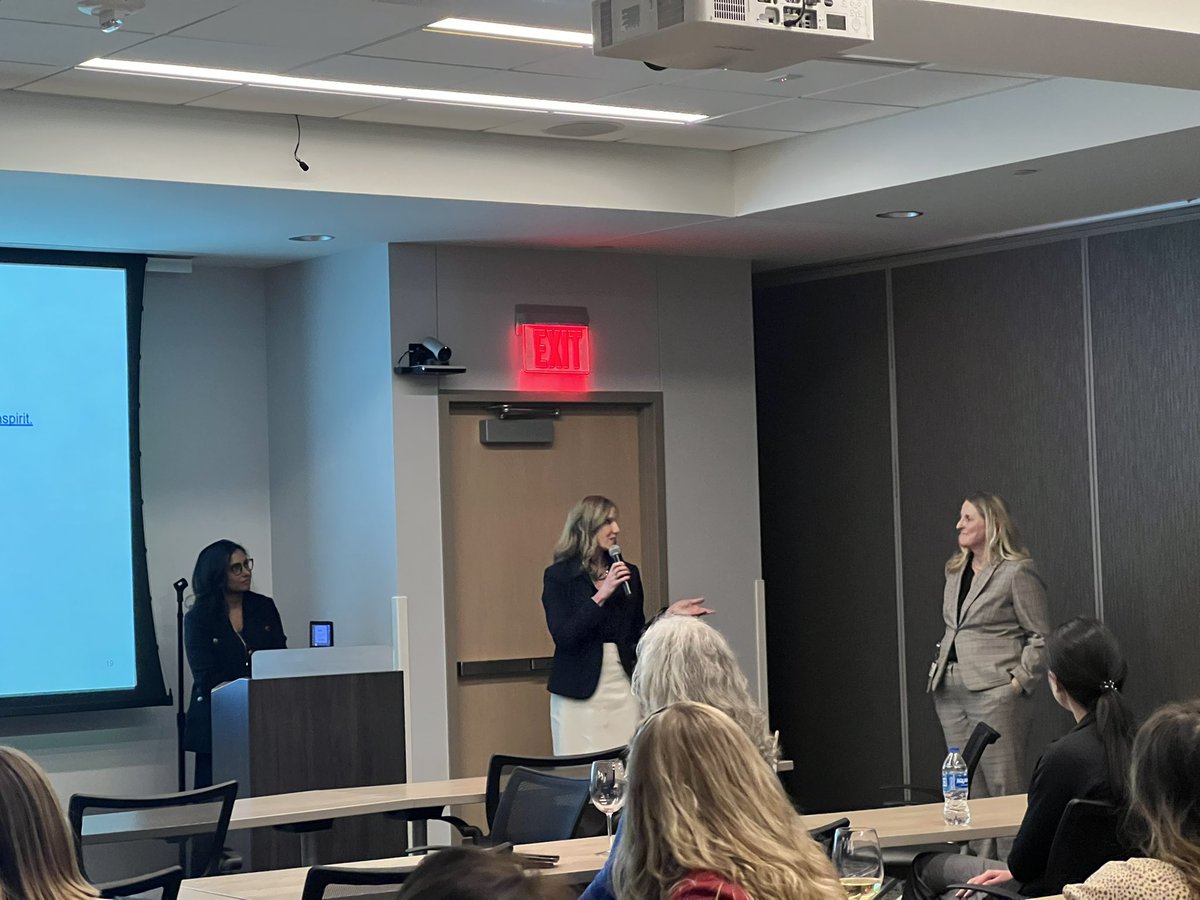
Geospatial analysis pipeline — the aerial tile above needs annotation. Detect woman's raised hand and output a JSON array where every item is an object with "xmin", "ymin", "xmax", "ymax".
[{"xmin": 667, "ymin": 597, "xmax": 714, "ymax": 617}]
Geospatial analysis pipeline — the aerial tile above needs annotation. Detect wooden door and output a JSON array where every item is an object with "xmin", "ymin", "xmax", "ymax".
[{"xmin": 441, "ymin": 397, "xmax": 665, "ymax": 778}]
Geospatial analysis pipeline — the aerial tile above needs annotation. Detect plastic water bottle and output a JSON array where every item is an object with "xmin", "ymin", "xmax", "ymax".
[{"xmin": 942, "ymin": 746, "xmax": 971, "ymax": 826}]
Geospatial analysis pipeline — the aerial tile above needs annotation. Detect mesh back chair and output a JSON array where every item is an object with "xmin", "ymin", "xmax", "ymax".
[
  {"xmin": 389, "ymin": 745, "xmax": 626, "ymax": 848},
  {"xmin": 487, "ymin": 767, "xmax": 591, "ymax": 845},
  {"xmin": 69, "ymin": 781, "xmax": 238, "ymax": 881},
  {"xmin": 945, "ymin": 799, "xmax": 1131, "ymax": 899},
  {"xmin": 882, "ymin": 721, "xmax": 1001, "ymax": 805},
  {"xmin": 300, "ymin": 865, "xmax": 411, "ymax": 900},
  {"xmin": 96, "ymin": 866, "xmax": 184, "ymax": 900}
]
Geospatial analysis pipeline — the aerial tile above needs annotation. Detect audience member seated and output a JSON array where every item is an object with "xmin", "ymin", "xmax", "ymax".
[
  {"xmin": 612, "ymin": 702, "xmax": 843, "ymax": 900},
  {"xmin": 580, "ymin": 616, "xmax": 778, "ymax": 900},
  {"xmin": 0, "ymin": 745, "xmax": 98, "ymax": 900},
  {"xmin": 1063, "ymin": 699, "xmax": 1200, "ymax": 900},
  {"xmin": 397, "ymin": 846, "xmax": 567, "ymax": 900},
  {"xmin": 907, "ymin": 617, "xmax": 1136, "ymax": 899}
]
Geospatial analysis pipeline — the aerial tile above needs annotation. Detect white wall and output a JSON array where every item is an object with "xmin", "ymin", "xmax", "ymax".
[
  {"xmin": 0, "ymin": 265, "xmax": 273, "ymax": 797},
  {"xmin": 386, "ymin": 246, "xmax": 763, "ymax": 767}
]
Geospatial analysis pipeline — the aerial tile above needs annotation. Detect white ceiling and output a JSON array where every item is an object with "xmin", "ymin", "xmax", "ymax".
[{"xmin": 1, "ymin": 0, "xmax": 1200, "ymax": 270}]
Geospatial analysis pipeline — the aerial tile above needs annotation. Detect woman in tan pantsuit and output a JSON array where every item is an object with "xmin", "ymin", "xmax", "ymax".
[{"xmin": 927, "ymin": 493, "xmax": 1050, "ymax": 808}]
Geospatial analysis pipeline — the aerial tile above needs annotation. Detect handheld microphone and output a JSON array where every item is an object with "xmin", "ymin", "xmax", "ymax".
[{"xmin": 607, "ymin": 545, "xmax": 633, "ymax": 596}]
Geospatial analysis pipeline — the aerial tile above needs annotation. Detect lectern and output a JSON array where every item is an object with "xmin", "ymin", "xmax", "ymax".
[{"xmin": 211, "ymin": 668, "xmax": 406, "ymax": 869}]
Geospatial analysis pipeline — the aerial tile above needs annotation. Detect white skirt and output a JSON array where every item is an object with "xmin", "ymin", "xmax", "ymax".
[{"xmin": 550, "ymin": 643, "xmax": 639, "ymax": 755}]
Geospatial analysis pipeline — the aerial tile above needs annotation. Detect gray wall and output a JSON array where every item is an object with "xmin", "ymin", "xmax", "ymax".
[{"xmin": 755, "ymin": 216, "xmax": 1200, "ymax": 810}]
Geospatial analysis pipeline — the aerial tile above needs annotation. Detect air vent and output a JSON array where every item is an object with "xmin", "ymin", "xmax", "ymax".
[
  {"xmin": 598, "ymin": 0, "xmax": 613, "ymax": 45},
  {"xmin": 620, "ymin": 2, "xmax": 641, "ymax": 29},
  {"xmin": 713, "ymin": 0, "xmax": 747, "ymax": 21},
  {"xmin": 658, "ymin": 0, "xmax": 685, "ymax": 28}
]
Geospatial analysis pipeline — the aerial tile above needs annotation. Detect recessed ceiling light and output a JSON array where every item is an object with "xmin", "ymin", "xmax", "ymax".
[
  {"xmin": 289, "ymin": 234, "xmax": 335, "ymax": 242},
  {"xmin": 425, "ymin": 17, "xmax": 593, "ymax": 47},
  {"xmin": 767, "ymin": 73, "xmax": 804, "ymax": 84},
  {"xmin": 875, "ymin": 210, "xmax": 924, "ymax": 219},
  {"xmin": 76, "ymin": 58, "xmax": 707, "ymax": 125},
  {"xmin": 544, "ymin": 121, "xmax": 622, "ymax": 137}
]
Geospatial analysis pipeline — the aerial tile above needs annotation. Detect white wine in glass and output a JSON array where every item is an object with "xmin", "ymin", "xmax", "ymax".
[
  {"xmin": 832, "ymin": 827, "xmax": 883, "ymax": 900},
  {"xmin": 589, "ymin": 759, "xmax": 627, "ymax": 855}
]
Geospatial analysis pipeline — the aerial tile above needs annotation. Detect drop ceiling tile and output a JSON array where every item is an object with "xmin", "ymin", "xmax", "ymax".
[
  {"xmin": 449, "ymin": 70, "xmax": 644, "ymax": 103},
  {"xmin": 619, "ymin": 124, "xmax": 798, "ymax": 151},
  {"xmin": 17, "ymin": 68, "xmax": 235, "ymax": 104},
  {"xmin": 380, "ymin": 0, "xmax": 591, "ymax": 31},
  {"xmin": 0, "ymin": 0, "xmax": 239, "ymax": 32},
  {"xmin": 186, "ymin": 85, "xmax": 389, "ymax": 117},
  {"xmin": 0, "ymin": 60, "xmax": 61, "ymax": 90},
  {"xmin": 0, "ymin": 20, "xmax": 146, "ymax": 66},
  {"xmin": 112, "ymin": 36, "xmax": 326, "ymax": 71},
  {"xmin": 515, "ymin": 49, "xmax": 667, "ymax": 89},
  {"xmin": 599, "ymin": 84, "xmax": 779, "ymax": 118},
  {"xmin": 667, "ymin": 58, "xmax": 912, "ymax": 97},
  {"xmin": 486, "ymin": 114, "xmax": 631, "ymax": 142},
  {"xmin": 288, "ymin": 55, "xmax": 485, "ymax": 88},
  {"xmin": 711, "ymin": 97, "xmax": 904, "ymax": 131},
  {"xmin": 810, "ymin": 69, "xmax": 1034, "ymax": 107},
  {"xmin": 354, "ymin": 29, "xmax": 565, "ymax": 70},
  {"xmin": 175, "ymin": 0, "xmax": 433, "ymax": 52},
  {"xmin": 342, "ymin": 101, "xmax": 525, "ymax": 131}
]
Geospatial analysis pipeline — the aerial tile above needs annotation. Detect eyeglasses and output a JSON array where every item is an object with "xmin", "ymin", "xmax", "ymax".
[{"xmin": 228, "ymin": 559, "xmax": 254, "ymax": 575}]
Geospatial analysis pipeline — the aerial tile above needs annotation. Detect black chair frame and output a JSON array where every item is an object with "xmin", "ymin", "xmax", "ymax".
[
  {"xmin": 301, "ymin": 865, "xmax": 411, "ymax": 900},
  {"xmin": 882, "ymin": 721, "xmax": 1001, "ymax": 805},
  {"xmin": 97, "ymin": 865, "xmax": 184, "ymax": 900},
  {"xmin": 69, "ymin": 780, "xmax": 238, "ymax": 880}
]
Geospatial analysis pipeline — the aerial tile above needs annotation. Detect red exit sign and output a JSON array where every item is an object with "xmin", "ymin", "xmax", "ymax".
[{"xmin": 521, "ymin": 324, "xmax": 591, "ymax": 374}]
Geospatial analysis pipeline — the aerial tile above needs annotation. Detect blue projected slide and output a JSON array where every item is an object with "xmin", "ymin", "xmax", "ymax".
[{"xmin": 0, "ymin": 262, "xmax": 138, "ymax": 697}]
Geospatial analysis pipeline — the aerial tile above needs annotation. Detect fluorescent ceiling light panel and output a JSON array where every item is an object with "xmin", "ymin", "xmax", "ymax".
[
  {"xmin": 77, "ymin": 58, "xmax": 705, "ymax": 124},
  {"xmin": 425, "ymin": 17, "xmax": 593, "ymax": 46}
]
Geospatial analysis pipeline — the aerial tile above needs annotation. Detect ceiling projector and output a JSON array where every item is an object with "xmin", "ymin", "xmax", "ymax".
[{"xmin": 592, "ymin": 0, "xmax": 872, "ymax": 72}]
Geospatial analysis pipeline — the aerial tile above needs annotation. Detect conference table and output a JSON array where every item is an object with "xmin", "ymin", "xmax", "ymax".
[{"xmin": 178, "ymin": 794, "xmax": 1032, "ymax": 900}]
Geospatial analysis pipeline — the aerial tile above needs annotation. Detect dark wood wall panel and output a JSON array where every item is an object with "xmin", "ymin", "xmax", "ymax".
[
  {"xmin": 754, "ymin": 272, "xmax": 902, "ymax": 812},
  {"xmin": 1088, "ymin": 221, "xmax": 1200, "ymax": 714},
  {"xmin": 892, "ymin": 242, "xmax": 1096, "ymax": 785}
]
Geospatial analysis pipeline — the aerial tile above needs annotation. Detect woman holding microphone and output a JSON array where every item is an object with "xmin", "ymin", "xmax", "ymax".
[{"xmin": 542, "ymin": 496, "xmax": 710, "ymax": 755}]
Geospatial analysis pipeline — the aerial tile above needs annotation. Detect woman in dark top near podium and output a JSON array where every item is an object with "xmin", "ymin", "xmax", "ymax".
[
  {"xmin": 184, "ymin": 539, "xmax": 286, "ymax": 788},
  {"xmin": 542, "ymin": 496, "xmax": 710, "ymax": 755}
]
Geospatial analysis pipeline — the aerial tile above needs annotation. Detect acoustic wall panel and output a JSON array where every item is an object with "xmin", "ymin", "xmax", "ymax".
[
  {"xmin": 1088, "ymin": 220, "xmax": 1200, "ymax": 714},
  {"xmin": 892, "ymin": 242, "xmax": 1096, "ymax": 786},
  {"xmin": 754, "ymin": 272, "xmax": 903, "ymax": 812}
]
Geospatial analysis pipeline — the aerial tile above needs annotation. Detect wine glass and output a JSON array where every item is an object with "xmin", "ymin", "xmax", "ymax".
[
  {"xmin": 589, "ymin": 759, "xmax": 627, "ymax": 855},
  {"xmin": 832, "ymin": 827, "xmax": 883, "ymax": 900}
]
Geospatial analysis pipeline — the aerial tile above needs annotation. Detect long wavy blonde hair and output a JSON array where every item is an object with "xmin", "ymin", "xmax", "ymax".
[
  {"xmin": 552, "ymin": 495, "xmax": 619, "ymax": 580},
  {"xmin": 946, "ymin": 492, "xmax": 1030, "ymax": 573},
  {"xmin": 632, "ymin": 616, "xmax": 779, "ymax": 767},
  {"xmin": 0, "ymin": 746, "xmax": 97, "ymax": 900},
  {"xmin": 612, "ymin": 703, "xmax": 845, "ymax": 900},
  {"xmin": 1129, "ymin": 700, "xmax": 1200, "ymax": 895}
]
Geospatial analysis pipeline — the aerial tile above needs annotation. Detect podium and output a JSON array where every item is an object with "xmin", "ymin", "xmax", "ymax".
[{"xmin": 211, "ymin": 668, "xmax": 406, "ymax": 869}]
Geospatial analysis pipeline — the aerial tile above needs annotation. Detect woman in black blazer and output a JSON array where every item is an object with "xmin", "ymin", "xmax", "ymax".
[
  {"xmin": 184, "ymin": 539, "xmax": 286, "ymax": 787},
  {"xmin": 542, "ymin": 496, "xmax": 709, "ymax": 754}
]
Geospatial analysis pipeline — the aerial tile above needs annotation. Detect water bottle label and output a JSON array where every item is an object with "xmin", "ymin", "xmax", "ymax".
[{"xmin": 942, "ymin": 772, "xmax": 968, "ymax": 792}]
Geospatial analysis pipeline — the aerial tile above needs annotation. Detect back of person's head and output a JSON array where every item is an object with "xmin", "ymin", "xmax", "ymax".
[
  {"xmin": 1128, "ymin": 700, "xmax": 1200, "ymax": 894},
  {"xmin": 397, "ymin": 847, "xmax": 566, "ymax": 900},
  {"xmin": 632, "ymin": 616, "xmax": 778, "ymax": 767},
  {"xmin": 0, "ymin": 746, "xmax": 96, "ymax": 900},
  {"xmin": 1046, "ymin": 617, "xmax": 1136, "ymax": 803},
  {"xmin": 191, "ymin": 539, "xmax": 246, "ymax": 608},
  {"xmin": 612, "ymin": 702, "xmax": 842, "ymax": 900}
]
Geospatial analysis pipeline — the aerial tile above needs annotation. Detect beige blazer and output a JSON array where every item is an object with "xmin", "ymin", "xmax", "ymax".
[{"xmin": 926, "ymin": 556, "xmax": 1050, "ymax": 694}]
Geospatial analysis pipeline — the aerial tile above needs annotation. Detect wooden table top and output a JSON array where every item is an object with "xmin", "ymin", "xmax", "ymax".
[{"xmin": 180, "ymin": 794, "xmax": 1029, "ymax": 900}]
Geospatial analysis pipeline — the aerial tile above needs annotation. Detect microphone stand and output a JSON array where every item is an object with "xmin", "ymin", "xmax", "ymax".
[{"xmin": 174, "ymin": 578, "xmax": 189, "ymax": 793}]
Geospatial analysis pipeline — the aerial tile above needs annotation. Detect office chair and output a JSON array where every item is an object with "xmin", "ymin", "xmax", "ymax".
[
  {"xmin": 69, "ymin": 780, "xmax": 238, "ymax": 881},
  {"xmin": 881, "ymin": 721, "xmax": 1001, "ymax": 805},
  {"xmin": 95, "ymin": 866, "xmax": 184, "ymax": 900},
  {"xmin": 945, "ymin": 799, "xmax": 1131, "ymax": 898},
  {"xmin": 300, "ymin": 865, "xmax": 411, "ymax": 900}
]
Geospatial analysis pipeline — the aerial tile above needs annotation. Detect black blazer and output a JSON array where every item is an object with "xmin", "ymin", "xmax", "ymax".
[
  {"xmin": 183, "ymin": 591, "xmax": 287, "ymax": 753},
  {"xmin": 1009, "ymin": 713, "xmax": 1114, "ymax": 895},
  {"xmin": 542, "ymin": 557, "xmax": 645, "ymax": 699}
]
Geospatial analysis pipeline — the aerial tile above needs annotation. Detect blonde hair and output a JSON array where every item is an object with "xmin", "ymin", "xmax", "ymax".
[
  {"xmin": 0, "ymin": 746, "xmax": 97, "ymax": 900},
  {"xmin": 1129, "ymin": 700, "xmax": 1200, "ymax": 895},
  {"xmin": 632, "ymin": 616, "xmax": 779, "ymax": 767},
  {"xmin": 553, "ymin": 495, "xmax": 619, "ymax": 580},
  {"xmin": 612, "ymin": 703, "xmax": 844, "ymax": 900},
  {"xmin": 946, "ymin": 492, "xmax": 1030, "ymax": 573}
]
